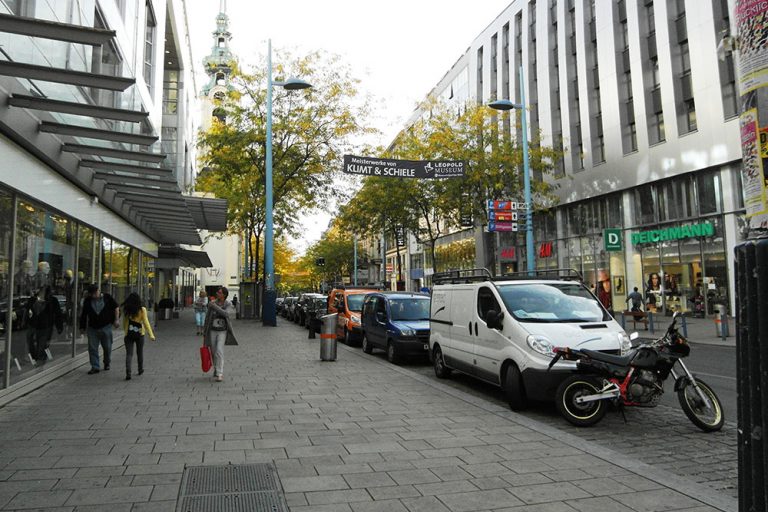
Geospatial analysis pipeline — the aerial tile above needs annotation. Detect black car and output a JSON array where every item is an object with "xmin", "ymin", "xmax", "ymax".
[
  {"xmin": 303, "ymin": 295, "xmax": 328, "ymax": 331},
  {"xmin": 296, "ymin": 293, "xmax": 325, "ymax": 326}
]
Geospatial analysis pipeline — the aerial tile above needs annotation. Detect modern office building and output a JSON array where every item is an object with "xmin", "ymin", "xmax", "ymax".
[
  {"xmin": 0, "ymin": 0, "xmax": 226, "ymax": 403},
  {"xmin": 400, "ymin": 0, "xmax": 743, "ymax": 317}
]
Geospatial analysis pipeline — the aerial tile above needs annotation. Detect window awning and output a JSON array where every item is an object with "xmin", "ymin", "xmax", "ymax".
[
  {"xmin": 185, "ymin": 196, "xmax": 228, "ymax": 232},
  {"xmin": 155, "ymin": 247, "xmax": 213, "ymax": 269}
]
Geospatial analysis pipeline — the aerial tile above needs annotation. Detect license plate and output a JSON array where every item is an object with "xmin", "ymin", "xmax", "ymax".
[{"xmin": 423, "ymin": 343, "xmax": 429, "ymax": 350}]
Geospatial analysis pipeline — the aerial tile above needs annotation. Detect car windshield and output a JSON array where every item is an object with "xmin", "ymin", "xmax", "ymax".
[
  {"xmin": 389, "ymin": 297, "xmax": 431, "ymax": 321},
  {"xmin": 346, "ymin": 294, "xmax": 366, "ymax": 312},
  {"xmin": 497, "ymin": 283, "xmax": 609, "ymax": 323},
  {"xmin": 312, "ymin": 298, "xmax": 327, "ymax": 309}
]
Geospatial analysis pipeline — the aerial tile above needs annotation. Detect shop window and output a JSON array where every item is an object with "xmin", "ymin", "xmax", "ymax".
[
  {"xmin": 697, "ymin": 170, "xmax": 722, "ymax": 215},
  {"xmin": 659, "ymin": 177, "xmax": 695, "ymax": 221},
  {"xmin": 76, "ymin": 226, "xmax": 95, "ymax": 356},
  {"xmin": 9, "ymin": 201, "xmax": 77, "ymax": 385}
]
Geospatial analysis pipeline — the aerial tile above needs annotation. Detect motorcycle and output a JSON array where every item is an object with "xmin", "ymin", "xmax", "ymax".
[{"xmin": 547, "ymin": 312, "xmax": 724, "ymax": 432}]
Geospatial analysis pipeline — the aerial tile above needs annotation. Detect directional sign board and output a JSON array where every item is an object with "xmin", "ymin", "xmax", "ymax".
[{"xmin": 487, "ymin": 200, "xmax": 527, "ymax": 232}]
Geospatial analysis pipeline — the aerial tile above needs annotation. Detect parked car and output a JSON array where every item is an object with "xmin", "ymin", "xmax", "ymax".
[
  {"xmin": 296, "ymin": 293, "xmax": 325, "ymax": 327},
  {"xmin": 305, "ymin": 296, "xmax": 328, "ymax": 332},
  {"xmin": 286, "ymin": 297, "xmax": 301, "ymax": 321},
  {"xmin": 328, "ymin": 287, "xmax": 379, "ymax": 345},
  {"xmin": 276, "ymin": 297, "xmax": 285, "ymax": 315},
  {"xmin": 429, "ymin": 268, "xmax": 631, "ymax": 411},
  {"xmin": 281, "ymin": 297, "xmax": 297, "ymax": 319},
  {"xmin": 361, "ymin": 292, "xmax": 431, "ymax": 363}
]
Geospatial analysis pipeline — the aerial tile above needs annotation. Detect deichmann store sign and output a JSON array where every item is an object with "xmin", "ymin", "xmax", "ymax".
[
  {"xmin": 342, "ymin": 155, "xmax": 466, "ymax": 179},
  {"xmin": 631, "ymin": 222, "xmax": 715, "ymax": 245}
]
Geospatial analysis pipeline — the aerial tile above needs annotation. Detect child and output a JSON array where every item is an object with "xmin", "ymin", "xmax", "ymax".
[{"xmin": 194, "ymin": 290, "xmax": 208, "ymax": 335}]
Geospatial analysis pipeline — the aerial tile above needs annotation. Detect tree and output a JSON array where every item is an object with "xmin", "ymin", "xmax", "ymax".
[
  {"xmin": 382, "ymin": 100, "xmax": 562, "ymax": 271},
  {"xmin": 197, "ymin": 49, "xmax": 373, "ymax": 282},
  {"xmin": 303, "ymin": 223, "xmax": 355, "ymax": 286}
]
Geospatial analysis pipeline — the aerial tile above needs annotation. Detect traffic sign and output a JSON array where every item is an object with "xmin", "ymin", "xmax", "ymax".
[
  {"xmin": 489, "ymin": 211, "xmax": 518, "ymax": 222},
  {"xmin": 488, "ymin": 222, "xmax": 518, "ymax": 232}
]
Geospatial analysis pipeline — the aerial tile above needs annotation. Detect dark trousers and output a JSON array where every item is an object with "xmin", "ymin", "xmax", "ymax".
[
  {"xmin": 27, "ymin": 326, "xmax": 52, "ymax": 360},
  {"xmin": 124, "ymin": 336, "xmax": 144, "ymax": 375}
]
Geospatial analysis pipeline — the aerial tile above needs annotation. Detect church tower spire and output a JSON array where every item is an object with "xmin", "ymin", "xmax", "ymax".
[{"xmin": 201, "ymin": 2, "xmax": 236, "ymax": 97}]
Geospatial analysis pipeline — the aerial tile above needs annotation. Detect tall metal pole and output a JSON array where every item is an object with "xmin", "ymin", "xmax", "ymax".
[
  {"xmin": 353, "ymin": 234, "xmax": 358, "ymax": 286},
  {"xmin": 263, "ymin": 39, "xmax": 276, "ymax": 326},
  {"xmin": 519, "ymin": 65, "xmax": 534, "ymax": 273}
]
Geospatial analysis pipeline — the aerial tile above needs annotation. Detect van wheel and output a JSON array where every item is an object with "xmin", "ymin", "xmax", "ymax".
[
  {"xmin": 503, "ymin": 364, "xmax": 528, "ymax": 411},
  {"xmin": 433, "ymin": 347, "xmax": 451, "ymax": 379},
  {"xmin": 387, "ymin": 341, "xmax": 399, "ymax": 364},
  {"xmin": 362, "ymin": 333, "xmax": 373, "ymax": 354}
]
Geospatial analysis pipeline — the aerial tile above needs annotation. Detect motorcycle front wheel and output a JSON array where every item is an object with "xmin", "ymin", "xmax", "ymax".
[
  {"xmin": 555, "ymin": 375, "xmax": 607, "ymax": 427},
  {"xmin": 677, "ymin": 377, "xmax": 724, "ymax": 432}
]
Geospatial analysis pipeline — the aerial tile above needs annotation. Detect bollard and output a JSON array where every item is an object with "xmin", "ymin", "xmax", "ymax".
[
  {"xmin": 680, "ymin": 314, "xmax": 688, "ymax": 338},
  {"xmin": 319, "ymin": 313, "xmax": 337, "ymax": 361},
  {"xmin": 308, "ymin": 312, "xmax": 316, "ymax": 339},
  {"xmin": 619, "ymin": 312, "xmax": 626, "ymax": 330},
  {"xmin": 648, "ymin": 312, "xmax": 654, "ymax": 334}
]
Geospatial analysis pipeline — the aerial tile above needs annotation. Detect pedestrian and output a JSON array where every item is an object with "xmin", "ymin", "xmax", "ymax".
[
  {"xmin": 25, "ymin": 286, "xmax": 63, "ymax": 362},
  {"xmin": 232, "ymin": 294, "xmax": 238, "ymax": 308},
  {"xmin": 193, "ymin": 290, "xmax": 208, "ymax": 335},
  {"xmin": 121, "ymin": 292, "xmax": 155, "ymax": 381},
  {"xmin": 626, "ymin": 287, "xmax": 644, "ymax": 312},
  {"xmin": 79, "ymin": 284, "xmax": 119, "ymax": 374},
  {"xmin": 203, "ymin": 286, "xmax": 237, "ymax": 382}
]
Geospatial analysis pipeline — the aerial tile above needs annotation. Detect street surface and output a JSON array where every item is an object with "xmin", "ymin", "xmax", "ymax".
[{"xmin": 0, "ymin": 314, "xmax": 737, "ymax": 511}]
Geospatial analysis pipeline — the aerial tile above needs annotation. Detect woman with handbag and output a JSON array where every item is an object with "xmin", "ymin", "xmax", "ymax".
[
  {"xmin": 121, "ymin": 293, "xmax": 155, "ymax": 381},
  {"xmin": 203, "ymin": 286, "xmax": 237, "ymax": 382}
]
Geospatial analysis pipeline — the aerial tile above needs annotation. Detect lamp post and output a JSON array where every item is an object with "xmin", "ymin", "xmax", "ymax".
[
  {"xmin": 488, "ymin": 65, "xmax": 534, "ymax": 273},
  {"xmin": 263, "ymin": 39, "xmax": 312, "ymax": 326}
]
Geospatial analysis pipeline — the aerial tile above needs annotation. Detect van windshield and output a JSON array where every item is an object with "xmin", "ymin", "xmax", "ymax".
[
  {"xmin": 496, "ymin": 283, "xmax": 609, "ymax": 323},
  {"xmin": 389, "ymin": 298, "xmax": 431, "ymax": 321},
  {"xmin": 346, "ymin": 294, "xmax": 366, "ymax": 312}
]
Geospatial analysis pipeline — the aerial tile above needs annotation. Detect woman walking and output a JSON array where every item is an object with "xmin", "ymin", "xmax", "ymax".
[
  {"xmin": 121, "ymin": 293, "xmax": 155, "ymax": 381},
  {"xmin": 203, "ymin": 286, "xmax": 237, "ymax": 382},
  {"xmin": 194, "ymin": 290, "xmax": 208, "ymax": 335}
]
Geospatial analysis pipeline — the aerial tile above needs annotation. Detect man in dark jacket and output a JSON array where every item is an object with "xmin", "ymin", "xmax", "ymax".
[{"xmin": 79, "ymin": 284, "xmax": 119, "ymax": 374}]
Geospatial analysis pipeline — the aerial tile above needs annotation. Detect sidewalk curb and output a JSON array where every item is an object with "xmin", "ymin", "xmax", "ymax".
[{"xmin": 337, "ymin": 343, "xmax": 738, "ymax": 512}]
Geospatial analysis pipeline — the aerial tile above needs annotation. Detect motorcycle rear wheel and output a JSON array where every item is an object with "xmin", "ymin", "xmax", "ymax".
[
  {"xmin": 677, "ymin": 377, "xmax": 724, "ymax": 432},
  {"xmin": 555, "ymin": 375, "xmax": 607, "ymax": 427}
]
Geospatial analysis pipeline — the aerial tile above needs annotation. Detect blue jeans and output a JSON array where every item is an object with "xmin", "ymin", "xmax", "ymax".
[
  {"xmin": 87, "ymin": 326, "xmax": 113, "ymax": 370},
  {"xmin": 195, "ymin": 310, "xmax": 206, "ymax": 326}
]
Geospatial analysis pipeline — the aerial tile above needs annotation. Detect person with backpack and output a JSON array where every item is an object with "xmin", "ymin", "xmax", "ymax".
[
  {"xmin": 121, "ymin": 292, "xmax": 155, "ymax": 381},
  {"xmin": 79, "ymin": 284, "xmax": 119, "ymax": 374}
]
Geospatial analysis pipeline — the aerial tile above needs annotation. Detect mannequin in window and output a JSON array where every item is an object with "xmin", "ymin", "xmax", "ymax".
[{"xmin": 32, "ymin": 261, "xmax": 51, "ymax": 291}]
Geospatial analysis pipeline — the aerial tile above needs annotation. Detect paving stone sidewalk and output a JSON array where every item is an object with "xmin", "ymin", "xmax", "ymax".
[{"xmin": 0, "ymin": 313, "xmax": 738, "ymax": 512}]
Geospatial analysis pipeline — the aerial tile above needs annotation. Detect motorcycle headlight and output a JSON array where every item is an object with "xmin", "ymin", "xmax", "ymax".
[
  {"xmin": 618, "ymin": 332, "xmax": 632, "ymax": 355},
  {"xmin": 400, "ymin": 328, "xmax": 416, "ymax": 337},
  {"xmin": 527, "ymin": 335, "xmax": 555, "ymax": 356}
]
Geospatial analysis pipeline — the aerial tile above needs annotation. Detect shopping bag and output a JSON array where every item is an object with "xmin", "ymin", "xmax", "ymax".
[{"xmin": 200, "ymin": 345, "xmax": 213, "ymax": 373}]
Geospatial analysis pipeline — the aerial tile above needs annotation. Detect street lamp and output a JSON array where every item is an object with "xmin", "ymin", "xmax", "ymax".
[
  {"xmin": 264, "ymin": 39, "xmax": 312, "ymax": 326},
  {"xmin": 488, "ymin": 65, "xmax": 534, "ymax": 274}
]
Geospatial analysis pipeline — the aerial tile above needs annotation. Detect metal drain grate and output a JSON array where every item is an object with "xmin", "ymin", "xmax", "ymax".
[{"xmin": 176, "ymin": 463, "xmax": 288, "ymax": 512}]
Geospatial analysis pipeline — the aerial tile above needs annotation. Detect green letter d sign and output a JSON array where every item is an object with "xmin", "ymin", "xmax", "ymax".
[{"xmin": 604, "ymin": 229, "xmax": 622, "ymax": 252}]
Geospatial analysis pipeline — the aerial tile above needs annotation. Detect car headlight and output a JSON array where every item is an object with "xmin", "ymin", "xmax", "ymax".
[
  {"xmin": 526, "ymin": 335, "xmax": 555, "ymax": 356},
  {"xmin": 400, "ymin": 328, "xmax": 416, "ymax": 337},
  {"xmin": 350, "ymin": 314, "xmax": 361, "ymax": 324},
  {"xmin": 618, "ymin": 332, "xmax": 632, "ymax": 355}
]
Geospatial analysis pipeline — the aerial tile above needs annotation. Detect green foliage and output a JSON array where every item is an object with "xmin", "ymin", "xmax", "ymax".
[{"xmin": 196, "ymin": 49, "xmax": 373, "ymax": 280}]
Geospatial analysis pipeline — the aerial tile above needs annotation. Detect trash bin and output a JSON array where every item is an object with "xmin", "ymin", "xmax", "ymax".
[
  {"xmin": 161, "ymin": 308, "xmax": 171, "ymax": 320},
  {"xmin": 320, "ymin": 313, "xmax": 337, "ymax": 361}
]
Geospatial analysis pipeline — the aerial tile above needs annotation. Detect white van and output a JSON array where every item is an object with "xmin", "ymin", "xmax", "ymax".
[{"xmin": 429, "ymin": 269, "xmax": 631, "ymax": 410}]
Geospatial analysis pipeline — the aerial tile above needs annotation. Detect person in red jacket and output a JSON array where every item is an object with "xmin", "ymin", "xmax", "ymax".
[{"xmin": 79, "ymin": 284, "xmax": 119, "ymax": 374}]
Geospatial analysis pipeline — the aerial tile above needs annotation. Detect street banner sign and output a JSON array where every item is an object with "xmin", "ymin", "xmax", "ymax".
[
  {"xmin": 343, "ymin": 155, "xmax": 466, "ymax": 179},
  {"xmin": 488, "ymin": 222, "xmax": 518, "ymax": 232},
  {"xmin": 604, "ymin": 228, "xmax": 622, "ymax": 252},
  {"xmin": 489, "ymin": 211, "xmax": 518, "ymax": 222}
]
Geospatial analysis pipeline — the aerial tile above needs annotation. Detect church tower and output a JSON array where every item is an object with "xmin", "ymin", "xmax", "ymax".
[{"xmin": 200, "ymin": 0, "xmax": 236, "ymax": 130}]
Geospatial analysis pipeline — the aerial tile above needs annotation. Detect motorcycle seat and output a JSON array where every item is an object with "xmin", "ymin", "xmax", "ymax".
[{"xmin": 581, "ymin": 348, "xmax": 636, "ymax": 366}]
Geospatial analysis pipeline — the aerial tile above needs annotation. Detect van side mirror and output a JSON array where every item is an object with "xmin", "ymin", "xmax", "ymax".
[{"xmin": 485, "ymin": 309, "xmax": 503, "ymax": 330}]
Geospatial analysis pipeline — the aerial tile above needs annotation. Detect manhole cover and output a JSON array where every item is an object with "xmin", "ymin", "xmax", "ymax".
[{"xmin": 176, "ymin": 463, "xmax": 288, "ymax": 512}]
